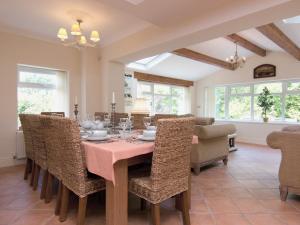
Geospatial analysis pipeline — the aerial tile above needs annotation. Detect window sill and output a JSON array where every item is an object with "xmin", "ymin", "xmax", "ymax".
[{"xmin": 215, "ymin": 119, "xmax": 300, "ymax": 126}]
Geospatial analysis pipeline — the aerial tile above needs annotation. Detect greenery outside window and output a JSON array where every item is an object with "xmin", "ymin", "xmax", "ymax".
[
  {"xmin": 137, "ymin": 82, "xmax": 188, "ymax": 115},
  {"xmin": 17, "ymin": 65, "xmax": 68, "ymax": 126},
  {"xmin": 215, "ymin": 80, "xmax": 300, "ymax": 122}
]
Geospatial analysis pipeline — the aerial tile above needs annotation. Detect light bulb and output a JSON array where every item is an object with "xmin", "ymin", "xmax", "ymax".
[
  {"xmin": 90, "ymin": 31, "xmax": 100, "ymax": 42},
  {"xmin": 57, "ymin": 28, "xmax": 68, "ymax": 41},
  {"xmin": 71, "ymin": 23, "xmax": 81, "ymax": 36}
]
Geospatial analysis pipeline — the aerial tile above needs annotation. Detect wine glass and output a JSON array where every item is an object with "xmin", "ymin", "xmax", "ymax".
[
  {"xmin": 104, "ymin": 113, "xmax": 111, "ymax": 128},
  {"xmin": 143, "ymin": 117, "xmax": 151, "ymax": 130},
  {"xmin": 119, "ymin": 118, "xmax": 128, "ymax": 139},
  {"xmin": 127, "ymin": 116, "xmax": 134, "ymax": 133}
]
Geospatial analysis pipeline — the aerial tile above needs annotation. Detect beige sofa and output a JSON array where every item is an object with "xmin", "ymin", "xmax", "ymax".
[
  {"xmin": 191, "ymin": 124, "xmax": 236, "ymax": 175},
  {"xmin": 267, "ymin": 126, "xmax": 300, "ymax": 201}
]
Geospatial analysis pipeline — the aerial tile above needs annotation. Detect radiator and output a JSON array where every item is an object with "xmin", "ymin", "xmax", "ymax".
[{"xmin": 16, "ymin": 131, "xmax": 26, "ymax": 159}]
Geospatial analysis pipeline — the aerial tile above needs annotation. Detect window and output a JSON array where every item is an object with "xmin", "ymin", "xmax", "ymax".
[
  {"xmin": 137, "ymin": 81, "xmax": 189, "ymax": 115},
  {"xmin": 214, "ymin": 80, "xmax": 300, "ymax": 122},
  {"xmin": 17, "ymin": 65, "xmax": 68, "ymax": 124}
]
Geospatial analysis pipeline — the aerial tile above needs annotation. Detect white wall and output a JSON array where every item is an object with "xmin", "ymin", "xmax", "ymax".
[
  {"xmin": 196, "ymin": 52, "xmax": 300, "ymax": 145},
  {"xmin": 0, "ymin": 31, "xmax": 127, "ymax": 168}
]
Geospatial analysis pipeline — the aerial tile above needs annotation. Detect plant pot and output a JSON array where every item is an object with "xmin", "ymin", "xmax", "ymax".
[{"xmin": 263, "ymin": 117, "xmax": 269, "ymax": 123}]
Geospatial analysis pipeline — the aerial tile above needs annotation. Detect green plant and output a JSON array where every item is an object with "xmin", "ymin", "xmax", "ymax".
[{"xmin": 257, "ymin": 87, "xmax": 275, "ymax": 121}]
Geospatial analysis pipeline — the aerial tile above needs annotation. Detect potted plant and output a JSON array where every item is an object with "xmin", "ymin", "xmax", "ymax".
[{"xmin": 257, "ymin": 87, "xmax": 275, "ymax": 122}]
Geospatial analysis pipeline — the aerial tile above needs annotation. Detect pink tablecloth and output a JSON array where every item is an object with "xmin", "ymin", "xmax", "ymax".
[{"xmin": 83, "ymin": 135, "xmax": 198, "ymax": 184}]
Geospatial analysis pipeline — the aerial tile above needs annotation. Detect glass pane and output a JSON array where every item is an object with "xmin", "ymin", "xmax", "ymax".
[
  {"xmin": 18, "ymin": 87, "xmax": 55, "ymax": 115},
  {"xmin": 154, "ymin": 95, "xmax": 171, "ymax": 114},
  {"xmin": 287, "ymin": 82, "xmax": 300, "ymax": 92},
  {"xmin": 230, "ymin": 86, "xmax": 250, "ymax": 95},
  {"xmin": 171, "ymin": 86, "xmax": 185, "ymax": 96},
  {"xmin": 229, "ymin": 96, "xmax": 251, "ymax": 120},
  {"xmin": 254, "ymin": 83, "xmax": 282, "ymax": 94},
  {"xmin": 254, "ymin": 95, "xmax": 282, "ymax": 121},
  {"xmin": 19, "ymin": 71, "xmax": 56, "ymax": 86},
  {"xmin": 215, "ymin": 87, "xmax": 226, "ymax": 119},
  {"xmin": 154, "ymin": 84, "xmax": 171, "ymax": 95},
  {"xmin": 141, "ymin": 94, "xmax": 153, "ymax": 113},
  {"xmin": 285, "ymin": 94, "xmax": 300, "ymax": 122},
  {"xmin": 171, "ymin": 94, "xmax": 185, "ymax": 114},
  {"xmin": 139, "ymin": 83, "xmax": 151, "ymax": 93}
]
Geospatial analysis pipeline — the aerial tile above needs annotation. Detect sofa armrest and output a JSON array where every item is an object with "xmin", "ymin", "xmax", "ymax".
[
  {"xmin": 195, "ymin": 117, "xmax": 215, "ymax": 125},
  {"xmin": 194, "ymin": 124, "xmax": 236, "ymax": 140}
]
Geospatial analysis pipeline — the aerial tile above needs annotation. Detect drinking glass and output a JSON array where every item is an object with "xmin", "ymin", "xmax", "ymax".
[
  {"xmin": 143, "ymin": 117, "xmax": 151, "ymax": 129},
  {"xmin": 104, "ymin": 113, "xmax": 111, "ymax": 128},
  {"xmin": 119, "ymin": 118, "xmax": 128, "ymax": 139}
]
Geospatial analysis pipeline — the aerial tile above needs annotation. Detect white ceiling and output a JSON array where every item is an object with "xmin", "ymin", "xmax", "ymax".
[
  {"xmin": 0, "ymin": 0, "xmax": 150, "ymax": 46},
  {"xmin": 130, "ymin": 20, "xmax": 300, "ymax": 81},
  {"xmin": 99, "ymin": 0, "xmax": 238, "ymax": 27}
]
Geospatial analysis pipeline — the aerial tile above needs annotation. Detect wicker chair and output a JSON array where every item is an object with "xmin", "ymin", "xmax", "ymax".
[
  {"xmin": 113, "ymin": 112, "xmax": 128, "ymax": 126},
  {"xmin": 129, "ymin": 117, "xmax": 195, "ymax": 225},
  {"xmin": 40, "ymin": 115, "xmax": 64, "ymax": 212},
  {"xmin": 152, "ymin": 114, "xmax": 177, "ymax": 126},
  {"xmin": 41, "ymin": 112, "xmax": 65, "ymax": 117},
  {"xmin": 131, "ymin": 113, "xmax": 149, "ymax": 129},
  {"xmin": 19, "ymin": 114, "xmax": 35, "ymax": 184},
  {"xmin": 26, "ymin": 115, "xmax": 48, "ymax": 199},
  {"xmin": 267, "ymin": 126, "xmax": 300, "ymax": 201},
  {"xmin": 94, "ymin": 112, "xmax": 108, "ymax": 121},
  {"xmin": 58, "ymin": 118, "xmax": 106, "ymax": 225}
]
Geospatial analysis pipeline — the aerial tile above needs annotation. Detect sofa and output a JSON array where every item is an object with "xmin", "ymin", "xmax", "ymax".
[
  {"xmin": 267, "ymin": 126, "xmax": 300, "ymax": 201},
  {"xmin": 191, "ymin": 123, "xmax": 236, "ymax": 175}
]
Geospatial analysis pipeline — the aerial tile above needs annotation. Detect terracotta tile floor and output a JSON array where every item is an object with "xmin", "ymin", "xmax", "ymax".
[{"xmin": 1, "ymin": 143, "xmax": 300, "ymax": 225}]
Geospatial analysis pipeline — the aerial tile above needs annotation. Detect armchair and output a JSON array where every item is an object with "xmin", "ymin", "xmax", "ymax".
[{"xmin": 267, "ymin": 126, "xmax": 300, "ymax": 201}]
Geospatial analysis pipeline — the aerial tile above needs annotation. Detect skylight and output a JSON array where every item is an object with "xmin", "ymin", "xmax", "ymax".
[
  {"xmin": 283, "ymin": 15, "xmax": 300, "ymax": 24},
  {"xmin": 126, "ymin": 53, "xmax": 171, "ymax": 70}
]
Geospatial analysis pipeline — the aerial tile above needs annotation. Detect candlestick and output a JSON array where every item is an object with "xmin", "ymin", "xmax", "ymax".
[
  {"xmin": 111, "ymin": 102, "xmax": 116, "ymax": 134},
  {"xmin": 74, "ymin": 104, "xmax": 79, "ymax": 121}
]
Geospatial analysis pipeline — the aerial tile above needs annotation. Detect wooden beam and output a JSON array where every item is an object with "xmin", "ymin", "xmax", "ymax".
[
  {"xmin": 134, "ymin": 72, "xmax": 193, "ymax": 87},
  {"xmin": 172, "ymin": 48, "xmax": 235, "ymax": 70},
  {"xmin": 226, "ymin": 33, "xmax": 266, "ymax": 57},
  {"xmin": 257, "ymin": 23, "xmax": 300, "ymax": 60}
]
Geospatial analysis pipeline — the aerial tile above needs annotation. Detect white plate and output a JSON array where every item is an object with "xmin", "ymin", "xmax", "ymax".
[
  {"xmin": 86, "ymin": 135, "xmax": 110, "ymax": 141},
  {"xmin": 137, "ymin": 135, "xmax": 155, "ymax": 141}
]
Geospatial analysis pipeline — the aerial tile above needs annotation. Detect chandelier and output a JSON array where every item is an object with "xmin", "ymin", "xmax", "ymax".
[
  {"xmin": 226, "ymin": 42, "xmax": 246, "ymax": 68},
  {"xmin": 57, "ymin": 19, "xmax": 100, "ymax": 48}
]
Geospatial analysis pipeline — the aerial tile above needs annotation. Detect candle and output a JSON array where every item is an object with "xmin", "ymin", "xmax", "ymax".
[
  {"xmin": 75, "ymin": 96, "xmax": 78, "ymax": 105},
  {"xmin": 112, "ymin": 92, "xmax": 115, "ymax": 104}
]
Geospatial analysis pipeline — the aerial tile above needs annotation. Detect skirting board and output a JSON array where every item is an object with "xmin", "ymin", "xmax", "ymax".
[
  {"xmin": 0, "ymin": 157, "xmax": 25, "ymax": 168},
  {"xmin": 236, "ymin": 137, "xmax": 267, "ymax": 146}
]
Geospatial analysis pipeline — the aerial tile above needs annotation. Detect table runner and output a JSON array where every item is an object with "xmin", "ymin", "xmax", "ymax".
[{"xmin": 83, "ymin": 135, "xmax": 198, "ymax": 184}]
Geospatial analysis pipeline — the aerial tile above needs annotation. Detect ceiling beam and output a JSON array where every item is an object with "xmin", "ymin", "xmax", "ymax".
[
  {"xmin": 172, "ymin": 48, "xmax": 235, "ymax": 70},
  {"xmin": 256, "ymin": 23, "xmax": 300, "ymax": 60},
  {"xmin": 134, "ymin": 72, "xmax": 194, "ymax": 87},
  {"xmin": 226, "ymin": 33, "xmax": 266, "ymax": 57}
]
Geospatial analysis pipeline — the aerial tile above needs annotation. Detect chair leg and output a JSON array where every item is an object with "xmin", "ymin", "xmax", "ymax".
[
  {"xmin": 40, "ymin": 170, "xmax": 49, "ymax": 199},
  {"xmin": 193, "ymin": 165, "xmax": 201, "ymax": 175},
  {"xmin": 223, "ymin": 156, "xmax": 228, "ymax": 166},
  {"xmin": 33, "ymin": 164, "xmax": 40, "ymax": 191},
  {"xmin": 45, "ymin": 173, "xmax": 53, "ymax": 203},
  {"xmin": 151, "ymin": 203, "xmax": 160, "ymax": 225},
  {"xmin": 59, "ymin": 185, "xmax": 70, "ymax": 222},
  {"xmin": 24, "ymin": 158, "xmax": 31, "ymax": 180},
  {"xmin": 140, "ymin": 198, "xmax": 146, "ymax": 211},
  {"xmin": 30, "ymin": 161, "xmax": 35, "ymax": 186},
  {"xmin": 280, "ymin": 186, "xmax": 288, "ymax": 201},
  {"xmin": 55, "ymin": 180, "xmax": 63, "ymax": 216},
  {"xmin": 181, "ymin": 191, "xmax": 191, "ymax": 225},
  {"xmin": 77, "ymin": 196, "xmax": 88, "ymax": 225}
]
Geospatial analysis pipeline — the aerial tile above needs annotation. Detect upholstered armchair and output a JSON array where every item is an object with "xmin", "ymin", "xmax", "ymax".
[
  {"xmin": 191, "ymin": 124, "xmax": 236, "ymax": 174},
  {"xmin": 267, "ymin": 126, "xmax": 300, "ymax": 201}
]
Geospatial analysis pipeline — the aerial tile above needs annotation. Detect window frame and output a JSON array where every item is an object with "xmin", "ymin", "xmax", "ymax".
[
  {"xmin": 214, "ymin": 79, "xmax": 300, "ymax": 122},
  {"xmin": 137, "ymin": 81, "xmax": 187, "ymax": 115}
]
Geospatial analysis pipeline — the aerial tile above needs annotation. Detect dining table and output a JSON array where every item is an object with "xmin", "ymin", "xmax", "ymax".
[{"xmin": 82, "ymin": 133, "xmax": 198, "ymax": 225}]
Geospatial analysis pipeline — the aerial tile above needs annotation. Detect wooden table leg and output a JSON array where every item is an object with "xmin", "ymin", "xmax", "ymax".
[
  {"xmin": 176, "ymin": 173, "xmax": 191, "ymax": 211},
  {"xmin": 106, "ymin": 160, "xmax": 128, "ymax": 225}
]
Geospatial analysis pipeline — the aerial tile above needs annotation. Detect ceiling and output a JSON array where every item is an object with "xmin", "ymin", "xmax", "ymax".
[
  {"xmin": 128, "ymin": 20, "xmax": 300, "ymax": 81},
  {"xmin": 0, "ymin": 0, "xmax": 150, "ymax": 46}
]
